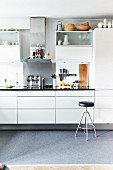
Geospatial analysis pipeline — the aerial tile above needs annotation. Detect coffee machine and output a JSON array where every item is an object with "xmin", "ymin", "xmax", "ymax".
[{"xmin": 27, "ymin": 75, "xmax": 44, "ymax": 87}]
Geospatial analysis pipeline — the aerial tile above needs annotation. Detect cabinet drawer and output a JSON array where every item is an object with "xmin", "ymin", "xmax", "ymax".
[
  {"xmin": 56, "ymin": 97, "xmax": 94, "ymax": 108},
  {"xmin": 0, "ymin": 110, "xmax": 17, "ymax": 124},
  {"xmin": 0, "ymin": 97, "xmax": 17, "ymax": 108},
  {"xmin": 18, "ymin": 109, "xmax": 55, "ymax": 124},
  {"xmin": 56, "ymin": 109, "xmax": 94, "ymax": 124},
  {"xmin": 0, "ymin": 91, "xmax": 17, "ymax": 96},
  {"xmin": 18, "ymin": 91, "xmax": 55, "ymax": 96},
  {"xmin": 56, "ymin": 90, "xmax": 94, "ymax": 96},
  {"xmin": 18, "ymin": 97, "xmax": 55, "ymax": 108}
]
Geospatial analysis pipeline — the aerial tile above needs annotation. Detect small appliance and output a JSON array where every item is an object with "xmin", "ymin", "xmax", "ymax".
[{"xmin": 27, "ymin": 75, "xmax": 44, "ymax": 87}]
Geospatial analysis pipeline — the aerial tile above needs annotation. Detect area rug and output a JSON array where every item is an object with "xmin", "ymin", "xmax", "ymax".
[{"xmin": 7, "ymin": 165, "xmax": 113, "ymax": 170}]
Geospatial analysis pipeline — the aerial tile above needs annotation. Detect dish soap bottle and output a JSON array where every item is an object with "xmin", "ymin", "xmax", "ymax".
[{"xmin": 15, "ymin": 73, "xmax": 19, "ymax": 87}]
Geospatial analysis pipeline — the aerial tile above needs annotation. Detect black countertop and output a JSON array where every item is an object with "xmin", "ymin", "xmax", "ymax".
[{"xmin": 0, "ymin": 86, "xmax": 95, "ymax": 91}]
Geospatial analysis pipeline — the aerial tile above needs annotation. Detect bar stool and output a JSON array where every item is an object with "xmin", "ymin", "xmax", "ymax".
[{"xmin": 75, "ymin": 101, "xmax": 96, "ymax": 141}]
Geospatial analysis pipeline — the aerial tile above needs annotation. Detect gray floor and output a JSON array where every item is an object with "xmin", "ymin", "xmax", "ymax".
[{"xmin": 0, "ymin": 130, "xmax": 113, "ymax": 164}]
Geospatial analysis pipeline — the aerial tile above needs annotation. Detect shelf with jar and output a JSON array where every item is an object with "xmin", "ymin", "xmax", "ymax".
[
  {"xmin": 0, "ymin": 31, "xmax": 19, "ymax": 46},
  {"xmin": 25, "ymin": 45, "xmax": 51, "ymax": 63}
]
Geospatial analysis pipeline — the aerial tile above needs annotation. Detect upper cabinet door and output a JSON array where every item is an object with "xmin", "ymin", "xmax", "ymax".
[
  {"xmin": 94, "ymin": 28, "xmax": 113, "ymax": 89},
  {"xmin": 0, "ymin": 31, "xmax": 21, "ymax": 62}
]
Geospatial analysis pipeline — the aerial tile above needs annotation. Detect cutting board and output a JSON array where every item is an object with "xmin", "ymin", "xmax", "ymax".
[{"xmin": 79, "ymin": 64, "xmax": 88, "ymax": 87}]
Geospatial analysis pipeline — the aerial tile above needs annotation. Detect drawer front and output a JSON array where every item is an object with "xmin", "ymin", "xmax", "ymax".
[
  {"xmin": 18, "ymin": 97, "xmax": 55, "ymax": 108},
  {"xmin": 18, "ymin": 91, "xmax": 55, "ymax": 96},
  {"xmin": 0, "ymin": 97, "xmax": 17, "ymax": 108},
  {"xmin": 56, "ymin": 109, "xmax": 83, "ymax": 123},
  {"xmin": 0, "ymin": 110, "xmax": 17, "ymax": 124},
  {"xmin": 0, "ymin": 91, "xmax": 17, "ymax": 96},
  {"xmin": 56, "ymin": 97, "xmax": 94, "ymax": 108},
  {"xmin": 56, "ymin": 90, "xmax": 94, "ymax": 97},
  {"xmin": 56, "ymin": 109, "xmax": 94, "ymax": 124},
  {"xmin": 18, "ymin": 109, "xmax": 55, "ymax": 124}
]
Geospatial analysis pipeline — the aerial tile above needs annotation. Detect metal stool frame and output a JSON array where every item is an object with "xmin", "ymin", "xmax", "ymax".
[{"xmin": 75, "ymin": 107, "xmax": 96, "ymax": 141}]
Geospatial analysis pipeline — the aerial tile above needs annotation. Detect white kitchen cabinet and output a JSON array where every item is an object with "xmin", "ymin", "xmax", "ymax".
[
  {"xmin": 0, "ymin": 91, "xmax": 17, "ymax": 124},
  {"xmin": 56, "ymin": 90, "xmax": 94, "ymax": 124},
  {"xmin": 95, "ymin": 90, "xmax": 113, "ymax": 123},
  {"xmin": 18, "ymin": 97, "xmax": 55, "ymax": 109},
  {"xmin": 94, "ymin": 28, "xmax": 113, "ymax": 89},
  {"xmin": 0, "ymin": 110, "xmax": 17, "ymax": 124},
  {"xmin": 55, "ymin": 31, "xmax": 93, "ymax": 62},
  {"xmin": 18, "ymin": 110, "xmax": 55, "ymax": 124},
  {"xmin": 0, "ymin": 31, "xmax": 21, "ymax": 62},
  {"xmin": 18, "ymin": 91, "xmax": 55, "ymax": 124}
]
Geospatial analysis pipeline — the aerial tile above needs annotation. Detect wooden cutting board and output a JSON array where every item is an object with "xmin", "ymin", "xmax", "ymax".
[{"xmin": 79, "ymin": 64, "xmax": 88, "ymax": 87}]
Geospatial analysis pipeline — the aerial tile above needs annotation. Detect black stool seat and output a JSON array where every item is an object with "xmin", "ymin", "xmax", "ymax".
[{"xmin": 79, "ymin": 101, "xmax": 94, "ymax": 107}]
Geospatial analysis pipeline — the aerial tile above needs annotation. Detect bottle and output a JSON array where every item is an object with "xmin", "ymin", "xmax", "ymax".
[
  {"xmin": 108, "ymin": 21, "xmax": 111, "ymax": 28},
  {"xmin": 47, "ymin": 53, "xmax": 50, "ymax": 59},
  {"xmin": 103, "ymin": 19, "xmax": 107, "ymax": 28},
  {"xmin": 15, "ymin": 73, "xmax": 19, "ymax": 87},
  {"xmin": 4, "ymin": 79, "xmax": 8, "ymax": 88}
]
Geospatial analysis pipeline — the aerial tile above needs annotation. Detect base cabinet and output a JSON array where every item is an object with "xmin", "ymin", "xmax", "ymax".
[
  {"xmin": 18, "ymin": 91, "xmax": 55, "ymax": 124},
  {"xmin": 95, "ymin": 90, "xmax": 113, "ymax": 123},
  {"xmin": 18, "ymin": 109, "xmax": 55, "ymax": 124},
  {"xmin": 0, "ymin": 92, "xmax": 17, "ymax": 124},
  {"xmin": 0, "ymin": 90, "xmax": 95, "ymax": 125},
  {"xmin": 56, "ymin": 90, "xmax": 94, "ymax": 124},
  {"xmin": 0, "ymin": 110, "xmax": 17, "ymax": 124}
]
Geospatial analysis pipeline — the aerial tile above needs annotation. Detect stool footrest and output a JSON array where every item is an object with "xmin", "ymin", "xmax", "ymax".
[{"xmin": 78, "ymin": 127, "xmax": 95, "ymax": 130}]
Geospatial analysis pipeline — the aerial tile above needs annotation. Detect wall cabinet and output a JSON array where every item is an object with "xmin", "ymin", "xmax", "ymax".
[
  {"xmin": 55, "ymin": 31, "xmax": 92, "ymax": 62},
  {"xmin": 0, "ymin": 31, "xmax": 21, "ymax": 62}
]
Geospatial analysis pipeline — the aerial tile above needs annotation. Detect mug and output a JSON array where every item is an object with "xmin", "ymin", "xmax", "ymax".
[{"xmin": 58, "ymin": 40, "xmax": 62, "ymax": 45}]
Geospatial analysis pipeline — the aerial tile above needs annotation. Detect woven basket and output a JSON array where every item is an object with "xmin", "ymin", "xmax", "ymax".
[{"xmin": 63, "ymin": 24, "xmax": 75, "ymax": 31}]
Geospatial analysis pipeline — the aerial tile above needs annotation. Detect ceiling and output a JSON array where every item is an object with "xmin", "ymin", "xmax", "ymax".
[{"xmin": 0, "ymin": 0, "xmax": 113, "ymax": 18}]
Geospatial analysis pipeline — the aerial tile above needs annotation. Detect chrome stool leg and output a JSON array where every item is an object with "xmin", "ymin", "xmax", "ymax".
[
  {"xmin": 87, "ymin": 111, "xmax": 96, "ymax": 137},
  {"xmin": 75, "ymin": 112, "xmax": 85, "ymax": 137},
  {"xmin": 85, "ymin": 111, "xmax": 88, "ymax": 141}
]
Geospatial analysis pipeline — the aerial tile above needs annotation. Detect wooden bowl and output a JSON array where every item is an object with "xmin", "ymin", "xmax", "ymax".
[
  {"xmin": 63, "ymin": 24, "xmax": 75, "ymax": 31},
  {"xmin": 75, "ymin": 24, "xmax": 91, "ymax": 31}
]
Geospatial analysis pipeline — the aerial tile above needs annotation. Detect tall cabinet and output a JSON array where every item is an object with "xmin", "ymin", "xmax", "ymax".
[
  {"xmin": 94, "ymin": 28, "xmax": 113, "ymax": 89},
  {"xmin": 93, "ymin": 28, "xmax": 113, "ymax": 123}
]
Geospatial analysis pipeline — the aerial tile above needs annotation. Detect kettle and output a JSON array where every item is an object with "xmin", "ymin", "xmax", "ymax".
[{"xmin": 56, "ymin": 21, "xmax": 63, "ymax": 31}]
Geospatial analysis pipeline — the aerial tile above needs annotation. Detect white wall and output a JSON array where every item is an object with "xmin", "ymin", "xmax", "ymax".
[{"xmin": 0, "ymin": 62, "xmax": 23, "ymax": 86}]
